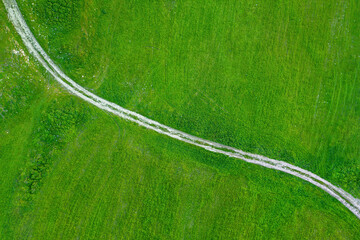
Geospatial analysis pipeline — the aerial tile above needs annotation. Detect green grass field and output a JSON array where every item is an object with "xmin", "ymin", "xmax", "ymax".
[{"xmin": 1, "ymin": 0, "xmax": 360, "ymax": 239}]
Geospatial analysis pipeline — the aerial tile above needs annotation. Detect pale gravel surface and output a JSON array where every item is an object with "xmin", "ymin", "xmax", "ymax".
[{"xmin": 3, "ymin": 0, "xmax": 360, "ymax": 220}]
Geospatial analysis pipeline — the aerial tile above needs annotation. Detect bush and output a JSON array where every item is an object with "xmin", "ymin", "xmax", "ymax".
[
  {"xmin": 19, "ymin": 98, "xmax": 88, "ymax": 205},
  {"xmin": 37, "ymin": 0, "xmax": 82, "ymax": 32}
]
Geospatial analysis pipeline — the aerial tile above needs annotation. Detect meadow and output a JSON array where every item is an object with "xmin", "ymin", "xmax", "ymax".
[{"xmin": 1, "ymin": 0, "xmax": 360, "ymax": 239}]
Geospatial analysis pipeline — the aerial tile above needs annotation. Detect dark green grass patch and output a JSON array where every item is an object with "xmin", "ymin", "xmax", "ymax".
[
  {"xmin": 15, "ymin": 98, "xmax": 88, "ymax": 209},
  {"xmin": 37, "ymin": 0, "xmax": 81, "ymax": 33}
]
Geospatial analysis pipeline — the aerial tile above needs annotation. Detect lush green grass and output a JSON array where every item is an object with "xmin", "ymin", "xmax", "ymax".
[
  {"xmin": 7, "ymin": 107, "xmax": 360, "ymax": 239},
  {"xmin": 17, "ymin": 0, "xmax": 360, "ymax": 196},
  {"xmin": 1, "ymin": 0, "xmax": 360, "ymax": 239}
]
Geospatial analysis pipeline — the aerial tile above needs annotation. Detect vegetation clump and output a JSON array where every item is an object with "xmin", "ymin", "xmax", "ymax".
[
  {"xmin": 38, "ymin": 0, "xmax": 81, "ymax": 32},
  {"xmin": 18, "ymin": 99, "xmax": 88, "ymax": 206}
]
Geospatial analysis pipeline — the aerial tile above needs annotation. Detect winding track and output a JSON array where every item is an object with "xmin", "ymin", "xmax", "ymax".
[{"xmin": 3, "ymin": 0, "xmax": 360, "ymax": 220}]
